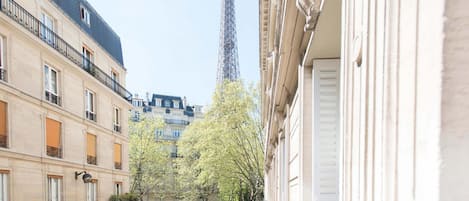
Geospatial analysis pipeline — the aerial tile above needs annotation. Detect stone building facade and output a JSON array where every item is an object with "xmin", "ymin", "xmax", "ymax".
[
  {"xmin": 260, "ymin": 0, "xmax": 469, "ymax": 200},
  {"xmin": 131, "ymin": 93, "xmax": 203, "ymax": 157},
  {"xmin": 0, "ymin": 0, "xmax": 132, "ymax": 200}
]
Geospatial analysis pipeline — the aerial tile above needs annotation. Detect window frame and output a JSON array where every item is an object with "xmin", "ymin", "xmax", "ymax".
[
  {"xmin": 85, "ymin": 89, "xmax": 96, "ymax": 121},
  {"xmin": 0, "ymin": 170, "xmax": 9, "ymax": 201},
  {"xmin": 114, "ymin": 182, "xmax": 122, "ymax": 196},
  {"xmin": 0, "ymin": 101, "xmax": 7, "ymax": 149},
  {"xmin": 40, "ymin": 12, "xmax": 55, "ymax": 45},
  {"xmin": 44, "ymin": 64, "xmax": 60, "ymax": 105},
  {"xmin": 46, "ymin": 118, "xmax": 62, "ymax": 158},
  {"xmin": 114, "ymin": 143, "xmax": 122, "ymax": 170},
  {"xmin": 80, "ymin": 6, "xmax": 91, "ymax": 26},
  {"xmin": 47, "ymin": 175, "xmax": 62, "ymax": 201},
  {"xmin": 82, "ymin": 46, "xmax": 93, "ymax": 70},
  {"xmin": 86, "ymin": 133, "xmax": 97, "ymax": 165},
  {"xmin": 0, "ymin": 36, "xmax": 4, "ymax": 69},
  {"xmin": 86, "ymin": 180, "xmax": 97, "ymax": 201},
  {"xmin": 113, "ymin": 107, "xmax": 121, "ymax": 133}
]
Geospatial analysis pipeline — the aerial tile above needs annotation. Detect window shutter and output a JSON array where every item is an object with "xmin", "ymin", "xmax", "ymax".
[
  {"xmin": 114, "ymin": 143, "xmax": 121, "ymax": 163},
  {"xmin": 314, "ymin": 59, "xmax": 340, "ymax": 201},
  {"xmin": 0, "ymin": 101, "xmax": 6, "ymax": 136},
  {"xmin": 46, "ymin": 118, "xmax": 61, "ymax": 148},
  {"xmin": 87, "ymin": 134, "xmax": 96, "ymax": 157}
]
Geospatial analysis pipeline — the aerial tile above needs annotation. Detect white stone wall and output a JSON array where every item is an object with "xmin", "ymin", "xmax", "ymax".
[{"xmin": 0, "ymin": 0, "xmax": 131, "ymax": 200}]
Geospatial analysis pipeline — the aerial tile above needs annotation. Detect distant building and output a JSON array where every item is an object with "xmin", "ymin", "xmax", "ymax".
[
  {"xmin": 0, "ymin": 0, "xmax": 132, "ymax": 200},
  {"xmin": 131, "ymin": 93, "xmax": 203, "ymax": 157}
]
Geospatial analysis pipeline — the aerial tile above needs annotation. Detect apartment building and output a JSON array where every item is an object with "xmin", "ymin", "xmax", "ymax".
[
  {"xmin": 131, "ymin": 93, "xmax": 203, "ymax": 158},
  {"xmin": 261, "ymin": 0, "xmax": 469, "ymax": 200},
  {"xmin": 0, "ymin": 0, "xmax": 132, "ymax": 200}
]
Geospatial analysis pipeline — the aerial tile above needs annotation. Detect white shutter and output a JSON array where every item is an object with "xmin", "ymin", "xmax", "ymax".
[{"xmin": 313, "ymin": 59, "xmax": 340, "ymax": 201}]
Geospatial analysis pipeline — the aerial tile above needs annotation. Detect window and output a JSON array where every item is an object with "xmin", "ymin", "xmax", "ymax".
[
  {"xmin": 86, "ymin": 180, "xmax": 97, "ymax": 201},
  {"xmin": 80, "ymin": 6, "xmax": 90, "ymax": 26},
  {"xmin": 155, "ymin": 98, "xmax": 161, "ymax": 107},
  {"xmin": 114, "ymin": 182, "xmax": 122, "ymax": 196},
  {"xmin": 87, "ymin": 134, "xmax": 97, "ymax": 165},
  {"xmin": 173, "ymin": 101, "xmax": 179, "ymax": 109},
  {"xmin": 113, "ymin": 107, "xmax": 121, "ymax": 132},
  {"xmin": 155, "ymin": 129, "xmax": 164, "ymax": 139},
  {"xmin": 0, "ymin": 171, "xmax": 8, "ymax": 201},
  {"xmin": 0, "ymin": 36, "xmax": 5, "ymax": 82},
  {"xmin": 47, "ymin": 176, "xmax": 62, "ymax": 201},
  {"xmin": 82, "ymin": 47, "xmax": 93, "ymax": 70},
  {"xmin": 40, "ymin": 12, "xmax": 55, "ymax": 45},
  {"xmin": 114, "ymin": 143, "xmax": 122, "ymax": 169},
  {"xmin": 164, "ymin": 100, "xmax": 171, "ymax": 107},
  {"xmin": 44, "ymin": 65, "xmax": 60, "ymax": 105},
  {"xmin": 85, "ymin": 89, "xmax": 96, "ymax": 121},
  {"xmin": 172, "ymin": 129, "xmax": 181, "ymax": 138},
  {"xmin": 46, "ymin": 118, "xmax": 62, "ymax": 158},
  {"xmin": 0, "ymin": 101, "xmax": 7, "ymax": 148},
  {"xmin": 111, "ymin": 71, "xmax": 119, "ymax": 91}
]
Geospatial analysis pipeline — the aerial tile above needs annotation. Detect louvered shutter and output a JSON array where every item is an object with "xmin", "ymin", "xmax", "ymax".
[{"xmin": 314, "ymin": 59, "xmax": 340, "ymax": 201}]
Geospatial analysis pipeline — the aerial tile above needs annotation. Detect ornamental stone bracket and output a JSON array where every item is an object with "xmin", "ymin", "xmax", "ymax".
[{"xmin": 296, "ymin": 0, "xmax": 323, "ymax": 31}]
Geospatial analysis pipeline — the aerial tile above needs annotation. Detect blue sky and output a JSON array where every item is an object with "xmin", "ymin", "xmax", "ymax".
[{"xmin": 87, "ymin": 0, "xmax": 259, "ymax": 105}]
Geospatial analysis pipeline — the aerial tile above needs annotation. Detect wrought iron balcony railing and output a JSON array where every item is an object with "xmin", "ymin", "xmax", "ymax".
[
  {"xmin": 87, "ymin": 155, "xmax": 97, "ymax": 165},
  {"xmin": 47, "ymin": 146, "xmax": 62, "ymax": 158},
  {"xmin": 45, "ymin": 91, "xmax": 61, "ymax": 106},
  {"xmin": 86, "ymin": 111, "xmax": 96, "ymax": 122},
  {"xmin": 113, "ymin": 124, "xmax": 121, "ymax": 133},
  {"xmin": 0, "ymin": 68, "xmax": 6, "ymax": 82},
  {"xmin": 0, "ymin": 0, "xmax": 132, "ymax": 101},
  {"xmin": 114, "ymin": 162, "xmax": 122, "ymax": 170}
]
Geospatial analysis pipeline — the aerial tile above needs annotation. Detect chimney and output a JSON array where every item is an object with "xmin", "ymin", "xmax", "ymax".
[
  {"xmin": 183, "ymin": 96, "xmax": 187, "ymax": 108},
  {"xmin": 146, "ymin": 92, "xmax": 150, "ymax": 102}
]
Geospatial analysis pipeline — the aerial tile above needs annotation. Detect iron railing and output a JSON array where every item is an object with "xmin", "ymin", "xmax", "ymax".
[
  {"xmin": 86, "ymin": 111, "xmax": 96, "ymax": 121},
  {"xmin": 113, "ymin": 124, "xmax": 121, "ymax": 133},
  {"xmin": 0, "ymin": 135, "xmax": 7, "ymax": 148},
  {"xmin": 114, "ymin": 162, "xmax": 122, "ymax": 170},
  {"xmin": 0, "ymin": 0, "xmax": 132, "ymax": 101},
  {"xmin": 0, "ymin": 68, "xmax": 5, "ymax": 82},
  {"xmin": 87, "ymin": 155, "xmax": 97, "ymax": 165},
  {"xmin": 45, "ymin": 91, "xmax": 61, "ymax": 106},
  {"xmin": 47, "ymin": 146, "xmax": 62, "ymax": 158}
]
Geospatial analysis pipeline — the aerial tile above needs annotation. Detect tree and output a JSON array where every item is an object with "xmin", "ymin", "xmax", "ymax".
[
  {"xmin": 129, "ymin": 117, "xmax": 173, "ymax": 201},
  {"xmin": 177, "ymin": 81, "xmax": 265, "ymax": 201}
]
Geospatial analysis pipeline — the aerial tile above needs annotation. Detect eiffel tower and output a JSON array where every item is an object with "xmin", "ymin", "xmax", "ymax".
[{"xmin": 216, "ymin": 0, "xmax": 240, "ymax": 85}]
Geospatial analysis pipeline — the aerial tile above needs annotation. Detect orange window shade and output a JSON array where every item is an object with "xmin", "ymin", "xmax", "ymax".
[
  {"xmin": 87, "ymin": 134, "xmax": 96, "ymax": 157},
  {"xmin": 114, "ymin": 143, "xmax": 121, "ymax": 163},
  {"xmin": 0, "ymin": 101, "xmax": 6, "ymax": 136},
  {"xmin": 46, "ymin": 118, "xmax": 61, "ymax": 148}
]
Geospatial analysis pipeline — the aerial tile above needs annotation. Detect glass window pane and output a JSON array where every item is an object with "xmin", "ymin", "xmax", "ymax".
[
  {"xmin": 51, "ymin": 69, "xmax": 57, "ymax": 94},
  {"xmin": 44, "ymin": 66, "xmax": 50, "ymax": 91}
]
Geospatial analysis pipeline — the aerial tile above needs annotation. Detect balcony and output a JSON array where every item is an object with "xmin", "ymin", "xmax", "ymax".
[
  {"xmin": 0, "ymin": 0, "xmax": 132, "ymax": 101},
  {"xmin": 164, "ymin": 118, "xmax": 190, "ymax": 126}
]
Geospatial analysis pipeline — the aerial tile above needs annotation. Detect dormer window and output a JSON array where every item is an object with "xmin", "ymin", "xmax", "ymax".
[
  {"xmin": 173, "ymin": 101, "xmax": 180, "ymax": 109},
  {"xmin": 155, "ymin": 98, "xmax": 161, "ymax": 107},
  {"xmin": 80, "ymin": 6, "xmax": 90, "ymax": 26},
  {"xmin": 164, "ymin": 100, "xmax": 171, "ymax": 108}
]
